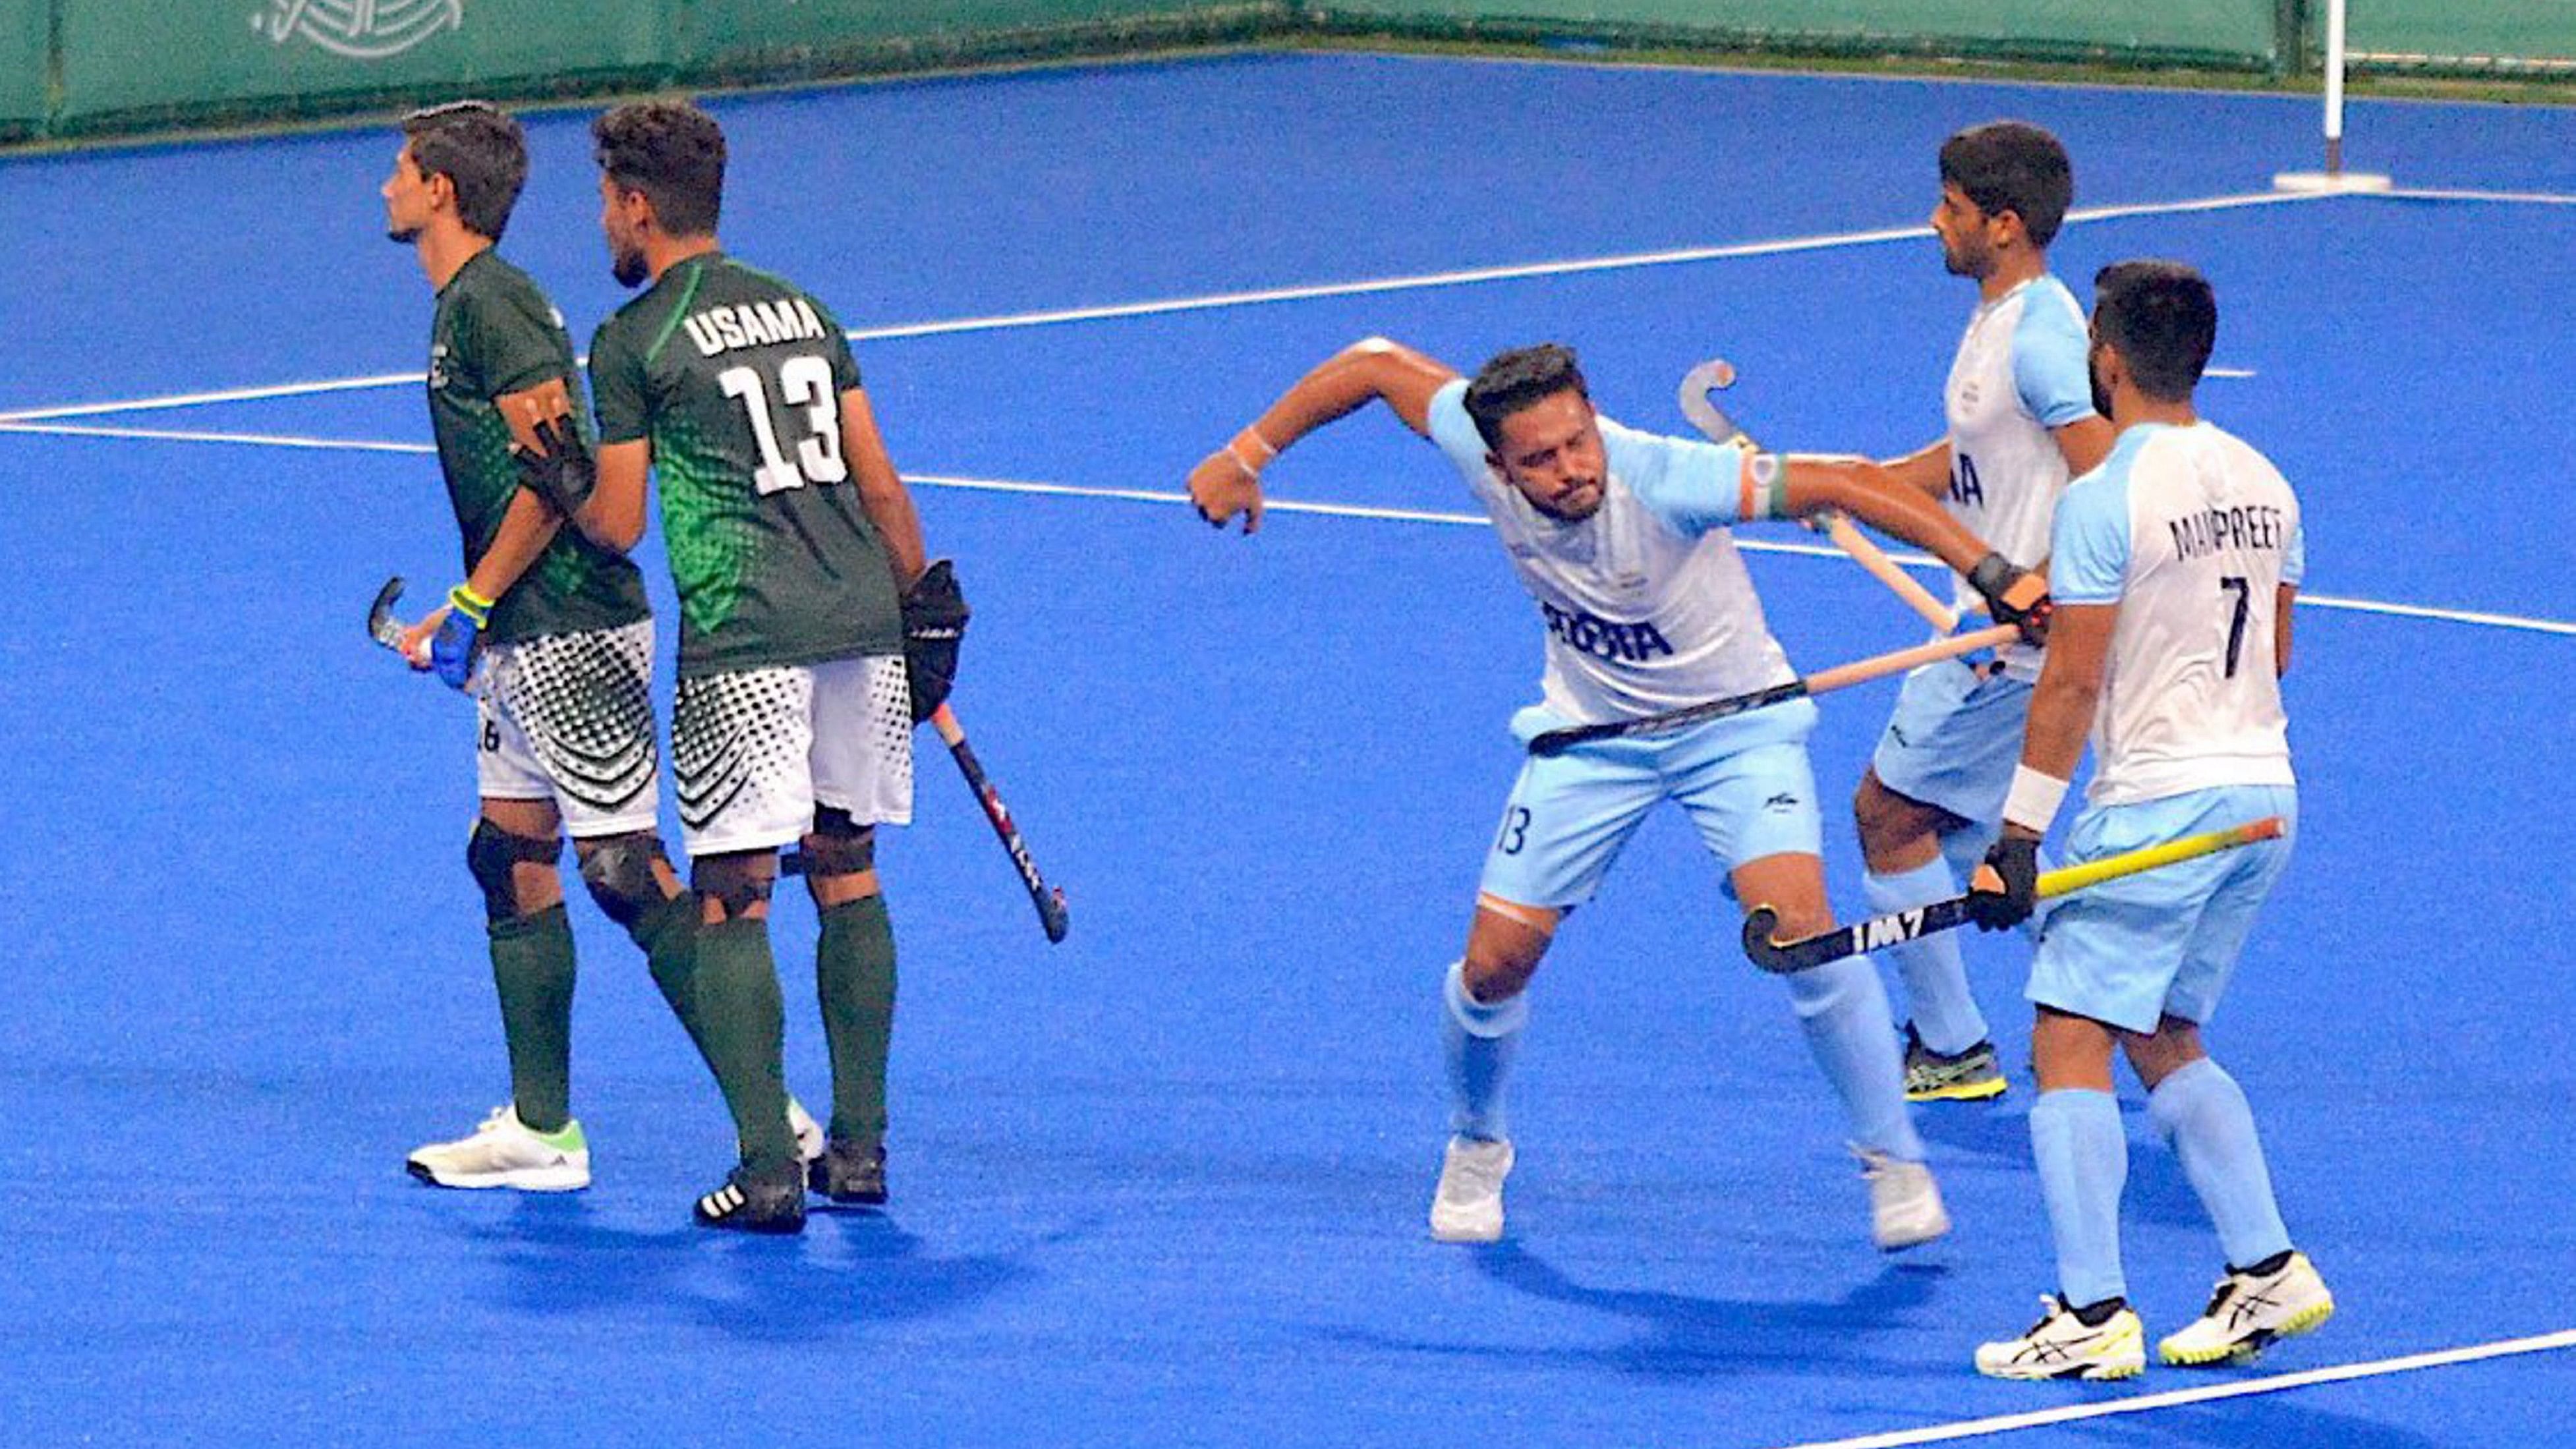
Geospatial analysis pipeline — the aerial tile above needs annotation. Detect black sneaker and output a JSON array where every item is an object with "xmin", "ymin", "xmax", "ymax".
[
  {"xmin": 807, "ymin": 1139, "xmax": 888, "ymax": 1207},
  {"xmin": 1902, "ymin": 1023, "xmax": 2007, "ymax": 1102},
  {"xmin": 693, "ymin": 1162, "xmax": 807, "ymax": 1234}
]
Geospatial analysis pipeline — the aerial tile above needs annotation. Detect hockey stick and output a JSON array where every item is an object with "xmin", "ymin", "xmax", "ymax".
[
  {"xmin": 1679, "ymin": 359, "xmax": 1968, "ymax": 633},
  {"xmin": 1526, "ymin": 621, "xmax": 2018, "ymax": 756},
  {"xmin": 366, "ymin": 575, "xmax": 426, "ymax": 664},
  {"xmin": 790, "ymin": 702, "xmax": 1070, "ymax": 944},
  {"xmin": 928, "ymin": 702, "xmax": 1069, "ymax": 942},
  {"xmin": 1740, "ymin": 816, "xmax": 2287, "ymax": 974}
]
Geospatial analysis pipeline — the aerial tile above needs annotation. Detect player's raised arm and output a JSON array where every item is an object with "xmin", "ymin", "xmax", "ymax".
[
  {"xmin": 1188, "ymin": 337, "xmax": 1462, "ymax": 534},
  {"xmin": 1772, "ymin": 455, "xmax": 2051, "ymax": 637},
  {"xmin": 1877, "ymin": 438, "xmax": 1955, "ymax": 499}
]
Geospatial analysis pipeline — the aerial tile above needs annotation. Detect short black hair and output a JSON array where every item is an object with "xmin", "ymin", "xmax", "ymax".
[
  {"xmin": 592, "ymin": 100, "xmax": 726, "ymax": 237},
  {"xmin": 401, "ymin": 101, "xmax": 526, "ymax": 242},
  {"xmin": 1463, "ymin": 344, "xmax": 1589, "ymax": 450},
  {"xmin": 2093, "ymin": 260, "xmax": 2218, "ymax": 402},
  {"xmin": 1939, "ymin": 120, "xmax": 2073, "ymax": 249}
]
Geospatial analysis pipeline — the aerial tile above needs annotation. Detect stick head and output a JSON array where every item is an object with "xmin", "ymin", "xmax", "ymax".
[
  {"xmin": 1678, "ymin": 358, "xmax": 1751, "ymax": 445},
  {"xmin": 367, "ymin": 577, "xmax": 408, "ymax": 649},
  {"xmin": 1039, "ymin": 888, "xmax": 1070, "ymax": 944},
  {"xmin": 1740, "ymin": 905, "xmax": 1800, "ymax": 974}
]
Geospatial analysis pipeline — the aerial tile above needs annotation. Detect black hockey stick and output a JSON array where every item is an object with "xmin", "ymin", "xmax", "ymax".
[
  {"xmin": 367, "ymin": 576, "xmax": 415, "ymax": 654},
  {"xmin": 1738, "ymin": 817, "xmax": 2286, "ymax": 973},
  {"xmin": 785, "ymin": 700, "xmax": 1070, "ymax": 944},
  {"xmin": 1526, "ymin": 623, "xmax": 2017, "ymax": 756}
]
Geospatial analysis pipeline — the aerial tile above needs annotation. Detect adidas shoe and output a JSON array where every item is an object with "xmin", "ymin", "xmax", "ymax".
[
  {"xmin": 2159, "ymin": 1251, "xmax": 2334, "ymax": 1366},
  {"xmin": 809, "ymin": 1139, "xmax": 888, "ymax": 1206},
  {"xmin": 406, "ymin": 1105, "xmax": 590, "ymax": 1192},
  {"xmin": 1428, "ymin": 1137, "xmax": 1514, "ymax": 1243},
  {"xmin": 1852, "ymin": 1145, "xmax": 1951, "ymax": 1251},
  {"xmin": 693, "ymin": 1162, "xmax": 807, "ymax": 1234},
  {"xmin": 787, "ymin": 1096, "xmax": 824, "ymax": 1168},
  {"xmin": 1903, "ymin": 1024, "xmax": 2008, "ymax": 1102},
  {"xmin": 1977, "ymin": 1295, "xmax": 2148, "ymax": 1381}
]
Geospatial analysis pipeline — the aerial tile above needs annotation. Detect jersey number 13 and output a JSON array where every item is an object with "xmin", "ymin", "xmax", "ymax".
[{"xmin": 719, "ymin": 354, "xmax": 847, "ymax": 496}]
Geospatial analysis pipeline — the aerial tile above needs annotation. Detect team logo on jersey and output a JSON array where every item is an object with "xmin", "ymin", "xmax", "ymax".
[
  {"xmin": 426, "ymin": 342, "xmax": 451, "ymax": 391},
  {"xmin": 254, "ymin": 0, "xmax": 462, "ymax": 60}
]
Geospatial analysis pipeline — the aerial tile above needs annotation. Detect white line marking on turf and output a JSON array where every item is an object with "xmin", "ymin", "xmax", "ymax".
[
  {"xmin": 0, "ymin": 190, "xmax": 2326, "ymax": 424},
  {"xmin": 7, "ymin": 421, "xmax": 2564, "ymax": 640},
  {"xmin": 1767, "ymin": 1328, "xmax": 2576, "ymax": 1449}
]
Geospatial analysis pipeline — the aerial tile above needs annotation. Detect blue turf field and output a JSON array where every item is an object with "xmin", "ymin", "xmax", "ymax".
[{"xmin": 1, "ymin": 51, "xmax": 2570, "ymax": 1448}]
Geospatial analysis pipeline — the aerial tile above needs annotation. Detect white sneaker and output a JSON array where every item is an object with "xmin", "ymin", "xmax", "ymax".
[
  {"xmin": 1976, "ymin": 1295, "xmax": 2148, "ymax": 1381},
  {"xmin": 406, "ymin": 1105, "xmax": 590, "ymax": 1191},
  {"xmin": 1852, "ymin": 1145, "xmax": 1951, "ymax": 1251},
  {"xmin": 787, "ymin": 1096, "xmax": 824, "ymax": 1168},
  {"xmin": 1429, "ymin": 1137, "xmax": 1514, "ymax": 1243},
  {"xmin": 2159, "ymin": 1251, "xmax": 2334, "ymax": 1366}
]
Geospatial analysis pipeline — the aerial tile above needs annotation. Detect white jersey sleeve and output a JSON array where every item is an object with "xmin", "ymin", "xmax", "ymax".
[
  {"xmin": 1425, "ymin": 380, "xmax": 1800, "ymax": 726},
  {"xmin": 1944, "ymin": 273, "xmax": 2099, "ymax": 680},
  {"xmin": 2051, "ymin": 421, "xmax": 2300, "ymax": 806}
]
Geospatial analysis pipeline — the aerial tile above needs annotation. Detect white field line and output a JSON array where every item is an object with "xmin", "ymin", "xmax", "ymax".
[
  {"xmin": 1768, "ymin": 1327, "xmax": 2576, "ymax": 1449},
  {"xmin": 6, "ymin": 420, "xmax": 2565, "ymax": 639},
  {"xmin": 0, "ymin": 189, "xmax": 2332, "ymax": 425}
]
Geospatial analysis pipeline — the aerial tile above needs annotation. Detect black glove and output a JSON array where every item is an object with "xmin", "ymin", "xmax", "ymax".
[
  {"xmin": 515, "ymin": 414, "xmax": 597, "ymax": 518},
  {"xmin": 900, "ymin": 558, "xmax": 969, "ymax": 724},
  {"xmin": 1966, "ymin": 834, "xmax": 2040, "ymax": 932},
  {"xmin": 1968, "ymin": 552, "xmax": 2053, "ymax": 645}
]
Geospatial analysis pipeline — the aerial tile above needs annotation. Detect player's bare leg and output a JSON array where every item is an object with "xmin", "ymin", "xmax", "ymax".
[
  {"xmin": 1429, "ymin": 897, "xmax": 1553, "ymax": 1243},
  {"xmin": 1856, "ymin": 770, "xmax": 2005, "ymax": 1100},
  {"xmin": 1734, "ymin": 850, "xmax": 1946, "ymax": 1249}
]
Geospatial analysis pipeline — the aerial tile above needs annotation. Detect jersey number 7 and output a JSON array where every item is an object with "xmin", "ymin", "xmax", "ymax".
[{"xmin": 720, "ymin": 354, "xmax": 847, "ymax": 495}]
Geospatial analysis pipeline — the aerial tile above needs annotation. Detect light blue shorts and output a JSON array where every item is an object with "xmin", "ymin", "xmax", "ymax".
[
  {"xmin": 2026, "ymin": 784, "xmax": 2298, "ymax": 1035},
  {"xmin": 1480, "ymin": 699, "xmax": 1823, "ymax": 909},
  {"xmin": 1868, "ymin": 661, "xmax": 2034, "ymax": 823}
]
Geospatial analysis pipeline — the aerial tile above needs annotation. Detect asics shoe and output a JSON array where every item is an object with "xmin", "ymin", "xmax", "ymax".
[
  {"xmin": 1428, "ymin": 1137, "xmax": 1514, "ymax": 1243},
  {"xmin": 693, "ymin": 1162, "xmax": 807, "ymax": 1235},
  {"xmin": 1852, "ymin": 1145, "xmax": 1951, "ymax": 1250},
  {"xmin": 406, "ymin": 1105, "xmax": 590, "ymax": 1192},
  {"xmin": 1977, "ymin": 1295, "xmax": 2147, "ymax": 1381},
  {"xmin": 2159, "ymin": 1251, "xmax": 2334, "ymax": 1366},
  {"xmin": 1903, "ymin": 1024, "xmax": 2008, "ymax": 1102}
]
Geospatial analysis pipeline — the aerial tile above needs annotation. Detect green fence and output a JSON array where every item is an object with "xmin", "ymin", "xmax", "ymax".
[
  {"xmin": 2345, "ymin": 0, "xmax": 2576, "ymax": 70},
  {"xmin": 1306, "ymin": 0, "xmax": 2289, "ymax": 68},
  {"xmin": 4, "ymin": 1, "xmax": 2572, "ymax": 144},
  {"xmin": 0, "ymin": 0, "xmax": 40, "ymax": 130}
]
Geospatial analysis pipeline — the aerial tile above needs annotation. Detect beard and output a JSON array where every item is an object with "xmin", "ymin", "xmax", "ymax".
[
  {"xmin": 610, "ymin": 240, "xmax": 647, "ymax": 289},
  {"xmin": 2089, "ymin": 347, "xmax": 2115, "ymax": 420},
  {"xmin": 386, "ymin": 222, "xmax": 420, "ymax": 244}
]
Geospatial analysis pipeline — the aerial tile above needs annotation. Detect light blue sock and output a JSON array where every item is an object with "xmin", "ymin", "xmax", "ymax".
[
  {"xmin": 1442, "ymin": 959, "xmax": 1525, "ymax": 1143},
  {"xmin": 2148, "ymin": 1058, "xmax": 2292, "ymax": 1270},
  {"xmin": 1864, "ymin": 857, "xmax": 1987, "ymax": 1054},
  {"xmin": 2029, "ymin": 1088, "xmax": 2128, "ymax": 1307},
  {"xmin": 1782, "ymin": 954, "xmax": 1922, "ymax": 1160}
]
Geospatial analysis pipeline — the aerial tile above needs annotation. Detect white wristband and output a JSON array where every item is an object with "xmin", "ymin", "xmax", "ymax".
[{"xmin": 2003, "ymin": 765, "xmax": 2070, "ymax": 834}]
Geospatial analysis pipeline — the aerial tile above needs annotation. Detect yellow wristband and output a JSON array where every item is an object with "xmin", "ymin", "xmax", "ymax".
[{"xmin": 447, "ymin": 583, "xmax": 496, "ymax": 625}]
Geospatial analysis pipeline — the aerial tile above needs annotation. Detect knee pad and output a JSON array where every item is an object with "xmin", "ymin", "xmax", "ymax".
[
  {"xmin": 577, "ymin": 831, "xmax": 671, "ymax": 929},
  {"xmin": 799, "ymin": 807, "xmax": 876, "ymax": 877},
  {"xmin": 467, "ymin": 818, "xmax": 562, "ymax": 924},
  {"xmin": 692, "ymin": 853, "xmax": 776, "ymax": 917}
]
